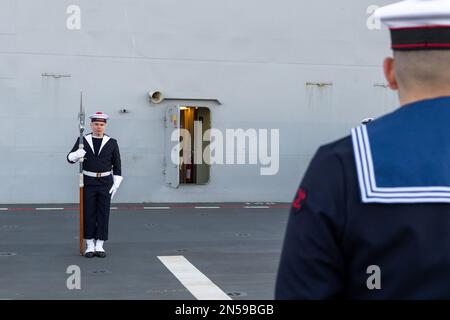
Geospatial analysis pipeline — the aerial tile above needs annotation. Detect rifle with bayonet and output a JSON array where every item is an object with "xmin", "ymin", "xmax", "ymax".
[{"xmin": 78, "ymin": 92, "xmax": 85, "ymax": 256}]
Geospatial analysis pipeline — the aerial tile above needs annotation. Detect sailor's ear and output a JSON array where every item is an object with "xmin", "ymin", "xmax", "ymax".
[{"xmin": 383, "ymin": 57, "xmax": 399, "ymax": 90}]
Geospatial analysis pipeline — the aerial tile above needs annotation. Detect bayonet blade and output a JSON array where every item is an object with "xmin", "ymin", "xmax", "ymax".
[{"xmin": 79, "ymin": 92, "xmax": 85, "ymax": 132}]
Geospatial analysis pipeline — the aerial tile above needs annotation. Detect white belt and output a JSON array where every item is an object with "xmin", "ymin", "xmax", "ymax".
[{"xmin": 83, "ymin": 170, "xmax": 112, "ymax": 178}]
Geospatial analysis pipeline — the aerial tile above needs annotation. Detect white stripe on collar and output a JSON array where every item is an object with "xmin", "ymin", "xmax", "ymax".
[
  {"xmin": 84, "ymin": 134, "xmax": 94, "ymax": 154},
  {"xmin": 351, "ymin": 125, "xmax": 450, "ymax": 203},
  {"xmin": 99, "ymin": 135, "xmax": 110, "ymax": 155},
  {"xmin": 84, "ymin": 133, "xmax": 111, "ymax": 156}
]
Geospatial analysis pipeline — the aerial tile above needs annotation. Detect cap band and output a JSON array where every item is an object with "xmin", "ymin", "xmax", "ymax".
[
  {"xmin": 390, "ymin": 25, "xmax": 450, "ymax": 50},
  {"xmin": 91, "ymin": 118, "xmax": 107, "ymax": 123}
]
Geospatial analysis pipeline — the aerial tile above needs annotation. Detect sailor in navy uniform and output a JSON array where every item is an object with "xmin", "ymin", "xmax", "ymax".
[
  {"xmin": 67, "ymin": 112, "xmax": 123, "ymax": 258},
  {"xmin": 276, "ymin": 0, "xmax": 450, "ymax": 299}
]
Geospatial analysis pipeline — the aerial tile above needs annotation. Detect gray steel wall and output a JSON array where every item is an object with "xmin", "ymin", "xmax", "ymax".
[{"xmin": 0, "ymin": 0, "xmax": 398, "ymax": 204}]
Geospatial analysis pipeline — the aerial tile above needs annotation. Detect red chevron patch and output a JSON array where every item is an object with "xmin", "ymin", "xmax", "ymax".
[{"xmin": 292, "ymin": 188, "xmax": 306, "ymax": 210}]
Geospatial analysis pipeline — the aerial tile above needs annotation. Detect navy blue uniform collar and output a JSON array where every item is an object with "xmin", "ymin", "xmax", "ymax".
[{"xmin": 352, "ymin": 96, "xmax": 450, "ymax": 203}]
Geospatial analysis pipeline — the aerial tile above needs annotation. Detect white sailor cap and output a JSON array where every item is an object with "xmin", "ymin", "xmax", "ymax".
[
  {"xmin": 375, "ymin": 0, "xmax": 450, "ymax": 50},
  {"xmin": 89, "ymin": 112, "xmax": 110, "ymax": 122}
]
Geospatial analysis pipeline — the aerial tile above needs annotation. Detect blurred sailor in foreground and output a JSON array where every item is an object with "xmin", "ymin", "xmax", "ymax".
[
  {"xmin": 276, "ymin": 0, "xmax": 450, "ymax": 299},
  {"xmin": 67, "ymin": 112, "xmax": 122, "ymax": 258}
]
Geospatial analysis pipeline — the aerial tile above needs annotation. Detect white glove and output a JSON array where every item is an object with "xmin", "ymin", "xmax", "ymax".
[
  {"xmin": 109, "ymin": 175, "xmax": 123, "ymax": 200},
  {"xmin": 68, "ymin": 149, "xmax": 86, "ymax": 163}
]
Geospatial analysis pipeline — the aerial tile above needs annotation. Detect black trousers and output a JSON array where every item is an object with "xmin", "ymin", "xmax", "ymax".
[{"xmin": 83, "ymin": 185, "xmax": 111, "ymax": 241}]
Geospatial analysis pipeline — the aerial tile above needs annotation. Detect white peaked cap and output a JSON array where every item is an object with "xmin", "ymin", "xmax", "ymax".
[
  {"xmin": 375, "ymin": 0, "xmax": 450, "ymax": 50},
  {"xmin": 89, "ymin": 112, "xmax": 110, "ymax": 122},
  {"xmin": 375, "ymin": 0, "xmax": 450, "ymax": 28}
]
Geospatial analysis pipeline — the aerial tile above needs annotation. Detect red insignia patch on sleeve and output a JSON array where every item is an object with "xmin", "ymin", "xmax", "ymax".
[{"xmin": 292, "ymin": 188, "xmax": 306, "ymax": 210}]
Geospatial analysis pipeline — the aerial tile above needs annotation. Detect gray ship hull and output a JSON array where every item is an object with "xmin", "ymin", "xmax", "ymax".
[{"xmin": 0, "ymin": 0, "xmax": 398, "ymax": 204}]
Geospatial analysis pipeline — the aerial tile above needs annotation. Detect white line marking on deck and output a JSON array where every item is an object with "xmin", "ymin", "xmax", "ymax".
[
  {"xmin": 244, "ymin": 206, "xmax": 270, "ymax": 209},
  {"xmin": 35, "ymin": 208, "xmax": 64, "ymax": 211},
  {"xmin": 144, "ymin": 207, "xmax": 170, "ymax": 210},
  {"xmin": 0, "ymin": 208, "xmax": 8, "ymax": 211},
  {"xmin": 158, "ymin": 255, "xmax": 231, "ymax": 300},
  {"xmin": 195, "ymin": 206, "xmax": 220, "ymax": 209},
  {"xmin": 110, "ymin": 207, "xmax": 118, "ymax": 210}
]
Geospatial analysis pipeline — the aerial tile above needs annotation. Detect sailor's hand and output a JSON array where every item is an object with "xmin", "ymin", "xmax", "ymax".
[
  {"xmin": 109, "ymin": 175, "xmax": 123, "ymax": 200},
  {"xmin": 109, "ymin": 185, "xmax": 118, "ymax": 199},
  {"xmin": 68, "ymin": 149, "xmax": 86, "ymax": 162},
  {"xmin": 75, "ymin": 149, "xmax": 86, "ymax": 158}
]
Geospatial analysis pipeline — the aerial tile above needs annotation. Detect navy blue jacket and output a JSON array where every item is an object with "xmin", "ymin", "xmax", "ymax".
[
  {"xmin": 276, "ymin": 135, "xmax": 450, "ymax": 299},
  {"xmin": 67, "ymin": 133, "xmax": 121, "ymax": 187}
]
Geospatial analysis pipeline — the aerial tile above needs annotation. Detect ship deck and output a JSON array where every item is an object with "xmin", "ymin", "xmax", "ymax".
[{"xmin": 0, "ymin": 203, "xmax": 290, "ymax": 300}]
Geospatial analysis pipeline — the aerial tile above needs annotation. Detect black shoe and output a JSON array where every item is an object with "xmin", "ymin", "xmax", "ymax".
[
  {"xmin": 84, "ymin": 251, "xmax": 95, "ymax": 258},
  {"xmin": 95, "ymin": 251, "xmax": 106, "ymax": 258}
]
